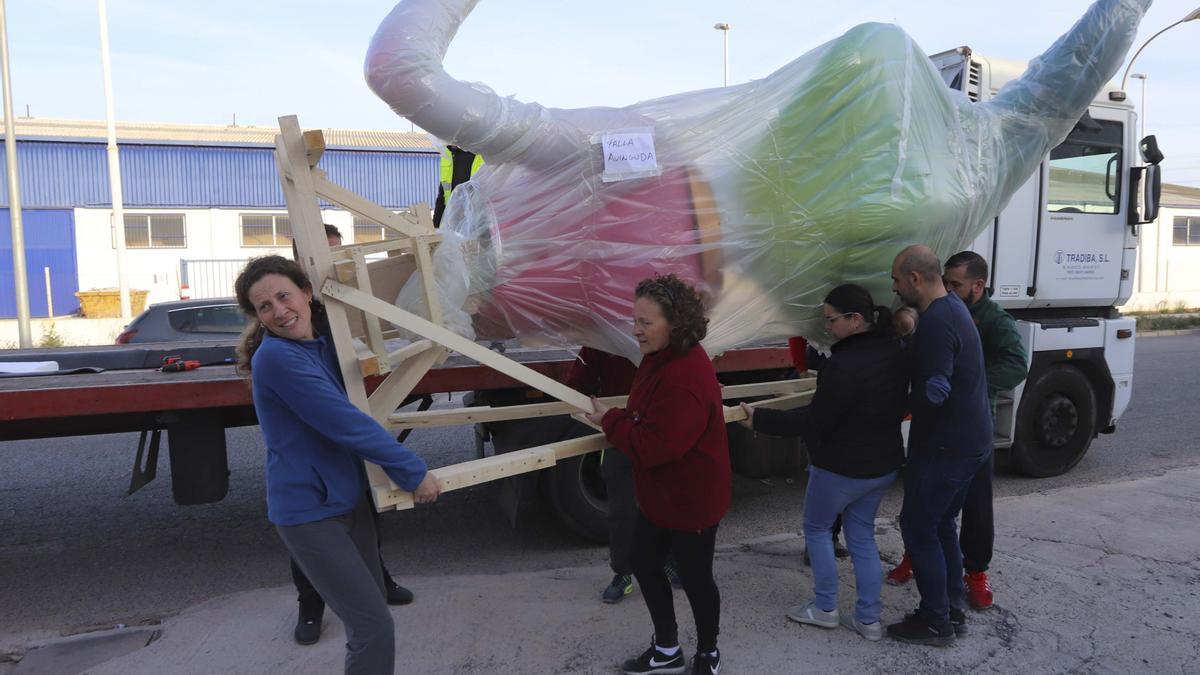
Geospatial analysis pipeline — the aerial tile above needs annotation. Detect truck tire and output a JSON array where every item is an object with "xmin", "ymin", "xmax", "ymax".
[
  {"xmin": 1011, "ymin": 364, "xmax": 1097, "ymax": 477},
  {"xmin": 542, "ymin": 452, "xmax": 609, "ymax": 544}
]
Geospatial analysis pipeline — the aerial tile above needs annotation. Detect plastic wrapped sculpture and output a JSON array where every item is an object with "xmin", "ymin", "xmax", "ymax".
[{"xmin": 365, "ymin": 0, "xmax": 1149, "ymax": 361}]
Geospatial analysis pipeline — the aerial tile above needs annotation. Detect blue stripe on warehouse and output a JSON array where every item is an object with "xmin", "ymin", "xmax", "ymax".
[{"xmin": 0, "ymin": 209, "xmax": 79, "ymax": 318}]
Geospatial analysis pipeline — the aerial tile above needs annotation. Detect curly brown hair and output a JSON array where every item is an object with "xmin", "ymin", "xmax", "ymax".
[
  {"xmin": 634, "ymin": 273, "xmax": 709, "ymax": 350},
  {"xmin": 232, "ymin": 255, "xmax": 328, "ymax": 378}
]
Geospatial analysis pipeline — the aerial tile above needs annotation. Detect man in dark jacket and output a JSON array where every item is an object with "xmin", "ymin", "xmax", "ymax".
[
  {"xmin": 887, "ymin": 251, "xmax": 1029, "ymax": 609},
  {"xmin": 887, "ymin": 245, "xmax": 993, "ymax": 646},
  {"xmin": 942, "ymin": 251, "xmax": 1027, "ymax": 608}
]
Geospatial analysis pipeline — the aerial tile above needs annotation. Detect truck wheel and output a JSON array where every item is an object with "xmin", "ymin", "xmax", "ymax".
[
  {"xmin": 542, "ymin": 452, "xmax": 609, "ymax": 544},
  {"xmin": 1012, "ymin": 364, "xmax": 1097, "ymax": 477}
]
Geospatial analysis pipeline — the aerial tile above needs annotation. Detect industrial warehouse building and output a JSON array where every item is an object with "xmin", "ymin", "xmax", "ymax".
[
  {"xmin": 1124, "ymin": 182, "xmax": 1200, "ymax": 311},
  {"xmin": 0, "ymin": 117, "xmax": 437, "ymax": 318}
]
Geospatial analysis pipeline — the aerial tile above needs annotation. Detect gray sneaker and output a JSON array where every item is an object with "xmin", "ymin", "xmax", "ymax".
[
  {"xmin": 786, "ymin": 601, "xmax": 839, "ymax": 628},
  {"xmin": 840, "ymin": 614, "xmax": 883, "ymax": 641}
]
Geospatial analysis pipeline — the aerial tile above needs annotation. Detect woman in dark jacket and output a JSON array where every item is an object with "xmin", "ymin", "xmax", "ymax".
[
  {"xmin": 586, "ymin": 274, "xmax": 729, "ymax": 675},
  {"xmin": 740, "ymin": 283, "xmax": 907, "ymax": 642}
]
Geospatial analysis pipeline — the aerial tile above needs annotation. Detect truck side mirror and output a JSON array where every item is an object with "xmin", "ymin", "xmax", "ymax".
[
  {"xmin": 1139, "ymin": 135, "xmax": 1164, "ymax": 165},
  {"xmin": 1128, "ymin": 135, "xmax": 1163, "ymax": 228},
  {"xmin": 1128, "ymin": 164, "xmax": 1161, "ymax": 226}
]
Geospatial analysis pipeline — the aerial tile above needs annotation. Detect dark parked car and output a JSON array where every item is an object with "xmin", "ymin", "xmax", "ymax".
[{"xmin": 115, "ymin": 297, "xmax": 247, "ymax": 344}]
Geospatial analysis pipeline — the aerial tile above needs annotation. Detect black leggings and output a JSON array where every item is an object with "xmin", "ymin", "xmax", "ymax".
[{"xmin": 631, "ymin": 512, "xmax": 721, "ymax": 653}]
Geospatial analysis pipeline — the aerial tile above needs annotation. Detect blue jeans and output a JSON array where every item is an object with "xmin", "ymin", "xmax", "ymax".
[
  {"xmin": 804, "ymin": 466, "xmax": 897, "ymax": 624},
  {"xmin": 899, "ymin": 451, "xmax": 991, "ymax": 624}
]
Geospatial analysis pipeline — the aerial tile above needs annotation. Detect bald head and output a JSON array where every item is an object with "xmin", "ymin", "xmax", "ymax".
[
  {"xmin": 891, "ymin": 244, "xmax": 948, "ymax": 312},
  {"xmin": 896, "ymin": 245, "xmax": 942, "ymax": 281}
]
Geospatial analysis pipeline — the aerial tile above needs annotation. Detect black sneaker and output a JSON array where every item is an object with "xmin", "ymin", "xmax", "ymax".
[
  {"xmin": 949, "ymin": 607, "xmax": 967, "ymax": 637},
  {"xmin": 622, "ymin": 640, "xmax": 686, "ymax": 674},
  {"xmin": 902, "ymin": 607, "xmax": 967, "ymax": 637},
  {"xmin": 603, "ymin": 574, "xmax": 635, "ymax": 604},
  {"xmin": 691, "ymin": 649, "xmax": 720, "ymax": 674},
  {"xmin": 887, "ymin": 612, "xmax": 955, "ymax": 647},
  {"xmin": 293, "ymin": 603, "xmax": 324, "ymax": 646},
  {"xmin": 385, "ymin": 579, "xmax": 415, "ymax": 606}
]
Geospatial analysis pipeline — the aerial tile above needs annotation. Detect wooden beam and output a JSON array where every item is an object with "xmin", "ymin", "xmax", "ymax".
[
  {"xmin": 368, "ymin": 345, "xmax": 446, "ymax": 420},
  {"xmin": 321, "ymin": 279, "xmax": 594, "ymax": 411},
  {"xmin": 330, "ymin": 237, "xmax": 425, "ymax": 261},
  {"xmin": 376, "ymin": 433, "xmax": 609, "ymax": 511},
  {"xmin": 413, "ymin": 237, "xmax": 443, "ymax": 326},
  {"xmin": 386, "ymin": 339, "xmax": 435, "ymax": 366},
  {"xmin": 276, "ymin": 117, "xmax": 390, "ymax": 493},
  {"xmin": 302, "ymin": 130, "xmax": 326, "ymax": 167},
  {"xmin": 312, "ymin": 174, "xmax": 431, "ymax": 239},
  {"xmin": 387, "ymin": 378, "xmax": 815, "ymax": 430},
  {"xmin": 350, "ymin": 249, "xmax": 388, "ymax": 374},
  {"xmin": 377, "ymin": 388, "xmax": 810, "ymax": 511}
]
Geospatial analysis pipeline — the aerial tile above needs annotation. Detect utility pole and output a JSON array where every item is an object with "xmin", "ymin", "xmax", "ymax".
[
  {"xmin": 98, "ymin": 0, "xmax": 131, "ymax": 319},
  {"xmin": 0, "ymin": 0, "xmax": 31, "ymax": 346}
]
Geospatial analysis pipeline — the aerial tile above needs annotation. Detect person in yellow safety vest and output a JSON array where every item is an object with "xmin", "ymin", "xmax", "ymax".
[{"xmin": 433, "ymin": 145, "xmax": 484, "ymax": 227}]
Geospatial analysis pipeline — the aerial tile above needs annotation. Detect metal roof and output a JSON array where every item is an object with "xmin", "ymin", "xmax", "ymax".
[
  {"xmin": 1162, "ymin": 183, "xmax": 1200, "ymax": 209},
  {"xmin": 2, "ymin": 117, "xmax": 435, "ymax": 152}
]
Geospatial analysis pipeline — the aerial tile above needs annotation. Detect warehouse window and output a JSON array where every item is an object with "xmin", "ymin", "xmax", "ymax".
[
  {"xmin": 241, "ymin": 213, "xmax": 293, "ymax": 247},
  {"xmin": 123, "ymin": 214, "xmax": 186, "ymax": 249},
  {"xmin": 1175, "ymin": 216, "xmax": 1200, "ymax": 246},
  {"xmin": 353, "ymin": 215, "xmax": 400, "ymax": 244}
]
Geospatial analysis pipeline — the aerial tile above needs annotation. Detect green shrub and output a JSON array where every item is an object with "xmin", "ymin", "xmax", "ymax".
[{"xmin": 38, "ymin": 321, "xmax": 66, "ymax": 348}]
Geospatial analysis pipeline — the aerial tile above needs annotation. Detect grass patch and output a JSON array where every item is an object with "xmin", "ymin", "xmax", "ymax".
[
  {"xmin": 1135, "ymin": 314, "xmax": 1200, "ymax": 332},
  {"xmin": 1125, "ymin": 300, "xmax": 1198, "ymax": 316}
]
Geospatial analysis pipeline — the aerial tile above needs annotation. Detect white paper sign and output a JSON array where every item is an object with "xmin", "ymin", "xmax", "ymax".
[{"xmin": 600, "ymin": 131, "xmax": 659, "ymax": 181}]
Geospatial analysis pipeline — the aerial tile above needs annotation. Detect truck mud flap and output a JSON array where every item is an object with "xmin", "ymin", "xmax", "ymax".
[
  {"xmin": 127, "ymin": 428, "xmax": 162, "ymax": 495},
  {"xmin": 165, "ymin": 411, "xmax": 230, "ymax": 505}
]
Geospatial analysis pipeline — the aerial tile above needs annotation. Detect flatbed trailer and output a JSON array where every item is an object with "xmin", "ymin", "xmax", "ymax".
[{"xmin": 0, "ymin": 342, "xmax": 796, "ymax": 531}]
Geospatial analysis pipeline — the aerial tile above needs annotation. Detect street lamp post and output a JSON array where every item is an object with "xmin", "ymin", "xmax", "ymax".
[
  {"xmin": 1130, "ymin": 72, "xmax": 1146, "ymax": 139},
  {"xmin": 1110, "ymin": 7, "xmax": 1200, "ymax": 101},
  {"xmin": 713, "ymin": 22, "xmax": 729, "ymax": 87}
]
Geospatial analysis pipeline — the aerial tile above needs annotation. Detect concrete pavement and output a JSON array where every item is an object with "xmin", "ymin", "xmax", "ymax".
[{"xmin": 5, "ymin": 467, "xmax": 1198, "ymax": 674}]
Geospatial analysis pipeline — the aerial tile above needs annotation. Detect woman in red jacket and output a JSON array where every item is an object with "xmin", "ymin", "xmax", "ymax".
[{"xmin": 586, "ymin": 274, "xmax": 730, "ymax": 675}]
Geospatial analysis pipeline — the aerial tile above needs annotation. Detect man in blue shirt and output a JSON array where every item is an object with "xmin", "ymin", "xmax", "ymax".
[{"xmin": 887, "ymin": 245, "xmax": 993, "ymax": 646}]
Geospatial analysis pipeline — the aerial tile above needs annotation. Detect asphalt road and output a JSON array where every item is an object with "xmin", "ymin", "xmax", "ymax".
[{"xmin": 1, "ymin": 334, "xmax": 1197, "ymax": 641}]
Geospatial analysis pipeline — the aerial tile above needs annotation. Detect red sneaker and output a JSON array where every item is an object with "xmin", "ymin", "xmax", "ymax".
[
  {"xmin": 964, "ymin": 571, "xmax": 994, "ymax": 609},
  {"xmin": 886, "ymin": 552, "xmax": 913, "ymax": 586}
]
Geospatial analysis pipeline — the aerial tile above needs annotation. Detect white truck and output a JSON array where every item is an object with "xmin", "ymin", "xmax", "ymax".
[{"xmin": 932, "ymin": 47, "xmax": 1162, "ymax": 477}]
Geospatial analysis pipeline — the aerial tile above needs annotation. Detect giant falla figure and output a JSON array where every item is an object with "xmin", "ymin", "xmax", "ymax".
[{"xmin": 364, "ymin": 0, "xmax": 1150, "ymax": 361}]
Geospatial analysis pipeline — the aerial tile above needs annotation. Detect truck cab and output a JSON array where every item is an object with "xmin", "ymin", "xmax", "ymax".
[{"xmin": 930, "ymin": 47, "xmax": 1162, "ymax": 476}]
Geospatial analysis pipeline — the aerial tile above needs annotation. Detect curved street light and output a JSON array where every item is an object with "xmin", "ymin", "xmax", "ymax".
[
  {"xmin": 1110, "ymin": 7, "xmax": 1200, "ymax": 100},
  {"xmin": 714, "ymin": 22, "xmax": 730, "ymax": 87}
]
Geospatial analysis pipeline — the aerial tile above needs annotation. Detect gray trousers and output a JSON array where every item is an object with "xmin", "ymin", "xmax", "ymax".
[{"xmin": 277, "ymin": 497, "xmax": 394, "ymax": 675}]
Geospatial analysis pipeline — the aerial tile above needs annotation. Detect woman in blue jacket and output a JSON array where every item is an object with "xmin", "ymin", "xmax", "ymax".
[{"xmin": 234, "ymin": 255, "xmax": 440, "ymax": 674}]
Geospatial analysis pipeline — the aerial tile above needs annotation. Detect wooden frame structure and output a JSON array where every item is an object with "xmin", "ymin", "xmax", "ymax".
[{"xmin": 273, "ymin": 115, "xmax": 811, "ymax": 513}]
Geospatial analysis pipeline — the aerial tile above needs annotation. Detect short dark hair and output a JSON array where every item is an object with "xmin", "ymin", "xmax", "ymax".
[
  {"xmin": 323, "ymin": 223, "xmax": 343, "ymax": 241},
  {"xmin": 634, "ymin": 274, "xmax": 708, "ymax": 350},
  {"xmin": 945, "ymin": 250, "xmax": 989, "ymax": 282}
]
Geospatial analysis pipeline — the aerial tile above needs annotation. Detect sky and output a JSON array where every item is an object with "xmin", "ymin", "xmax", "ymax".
[{"xmin": 5, "ymin": 0, "xmax": 1199, "ymax": 187}]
